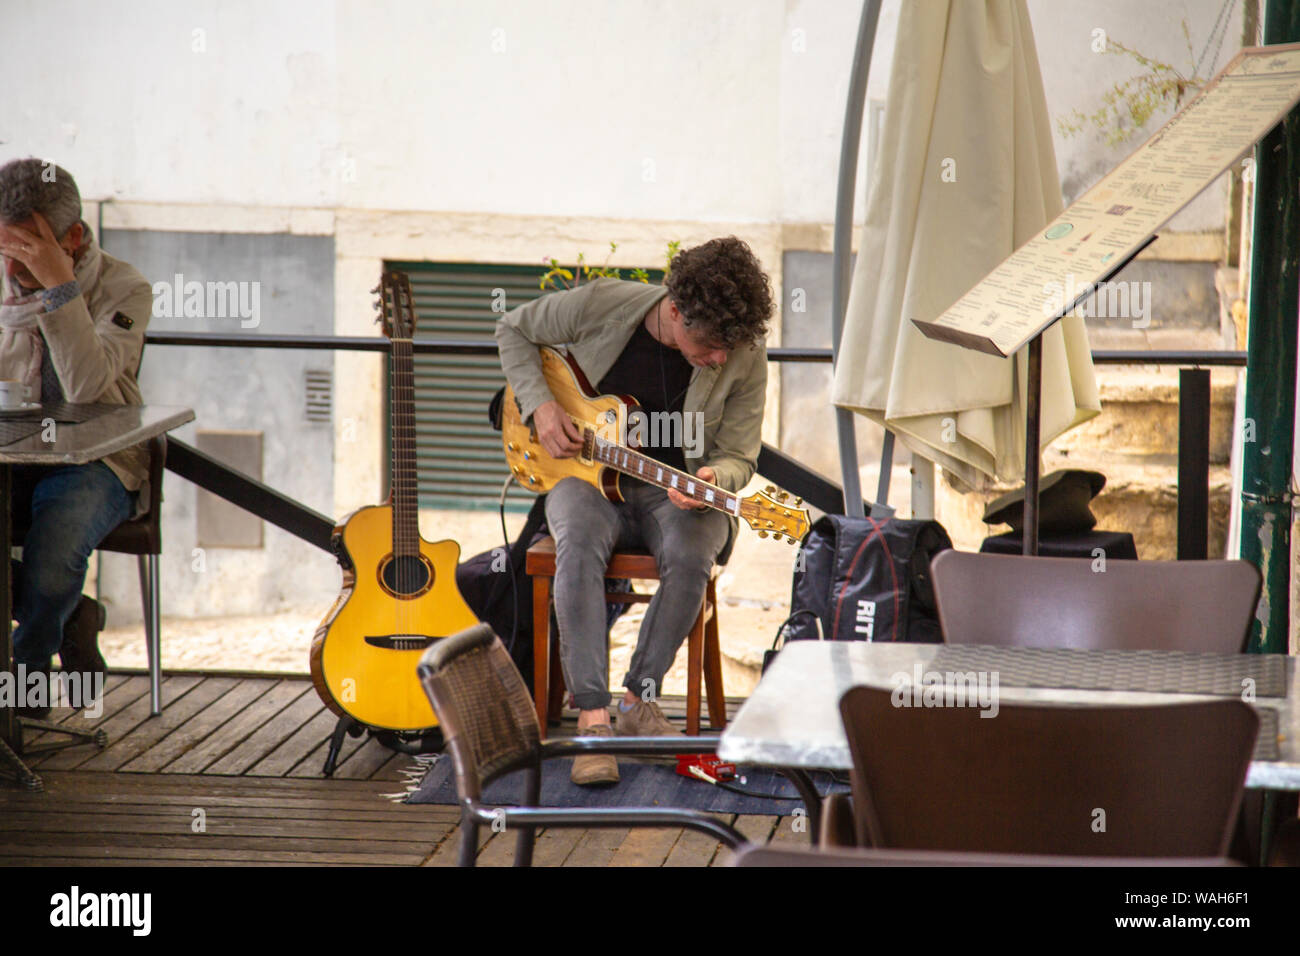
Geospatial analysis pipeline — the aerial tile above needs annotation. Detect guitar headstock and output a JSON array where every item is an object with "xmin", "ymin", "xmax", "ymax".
[
  {"xmin": 739, "ymin": 485, "xmax": 810, "ymax": 543},
  {"xmin": 374, "ymin": 270, "xmax": 416, "ymax": 341}
]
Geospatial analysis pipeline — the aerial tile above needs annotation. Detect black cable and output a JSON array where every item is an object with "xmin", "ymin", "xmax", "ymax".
[
  {"xmin": 498, "ymin": 474, "xmax": 518, "ymax": 653},
  {"xmin": 689, "ymin": 768, "xmax": 848, "ymax": 802}
]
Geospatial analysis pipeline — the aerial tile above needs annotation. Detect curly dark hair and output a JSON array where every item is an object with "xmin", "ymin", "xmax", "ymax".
[{"xmin": 664, "ymin": 236, "xmax": 773, "ymax": 350}]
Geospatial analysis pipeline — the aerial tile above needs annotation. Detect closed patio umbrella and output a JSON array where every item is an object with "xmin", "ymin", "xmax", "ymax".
[{"xmin": 831, "ymin": 0, "xmax": 1099, "ymax": 489}]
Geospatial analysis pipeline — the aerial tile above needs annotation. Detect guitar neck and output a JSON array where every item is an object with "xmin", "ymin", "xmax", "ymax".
[
  {"xmin": 583, "ymin": 428, "xmax": 740, "ymax": 518},
  {"xmin": 390, "ymin": 337, "xmax": 420, "ymax": 556}
]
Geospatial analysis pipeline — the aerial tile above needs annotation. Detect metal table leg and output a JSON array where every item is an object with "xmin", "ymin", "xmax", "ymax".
[
  {"xmin": 0, "ymin": 462, "xmax": 42, "ymax": 790},
  {"xmin": 778, "ymin": 766, "xmax": 823, "ymax": 845}
]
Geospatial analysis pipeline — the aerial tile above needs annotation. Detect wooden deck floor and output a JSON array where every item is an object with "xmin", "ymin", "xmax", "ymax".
[{"xmin": 0, "ymin": 671, "xmax": 806, "ymax": 867}]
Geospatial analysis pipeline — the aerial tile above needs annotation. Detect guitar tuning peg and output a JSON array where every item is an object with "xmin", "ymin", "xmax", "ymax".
[
  {"xmin": 757, "ymin": 530, "xmax": 769, "ymax": 539},
  {"xmin": 794, "ymin": 497, "xmax": 803, "ymax": 507},
  {"xmin": 764, "ymin": 485, "xmax": 776, "ymax": 495},
  {"xmin": 776, "ymin": 491, "xmax": 788, "ymax": 502}
]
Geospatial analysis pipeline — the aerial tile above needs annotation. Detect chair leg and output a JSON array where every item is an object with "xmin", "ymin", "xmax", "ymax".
[
  {"xmin": 547, "ymin": 626, "xmax": 565, "ymax": 722},
  {"xmin": 514, "ymin": 763, "xmax": 541, "ymax": 867},
  {"xmin": 459, "ymin": 817, "xmax": 480, "ymax": 868},
  {"xmin": 533, "ymin": 575, "xmax": 551, "ymax": 732},
  {"xmin": 703, "ymin": 578, "xmax": 726, "ymax": 730},
  {"xmin": 138, "ymin": 554, "xmax": 161, "ymax": 716},
  {"xmin": 686, "ymin": 601, "xmax": 704, "ymax": 736}
]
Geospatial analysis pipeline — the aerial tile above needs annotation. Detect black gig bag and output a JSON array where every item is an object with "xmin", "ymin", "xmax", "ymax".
[{"xmin": 782, "ymin": 514, "xmax": 953, "ymax": 647}]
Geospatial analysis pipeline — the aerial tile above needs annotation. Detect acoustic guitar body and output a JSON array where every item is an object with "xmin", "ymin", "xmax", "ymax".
[
  {"xmin": 500, "ymin": 346, "xmax": 635, "ymax": 501},
  {"xmin": 309, "ymin": 503, "xmax": 478, "ymax": 732}
]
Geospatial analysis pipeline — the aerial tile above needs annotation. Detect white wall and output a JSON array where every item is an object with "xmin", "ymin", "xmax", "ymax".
[{"xmin": 1, "ymin": 0, "xmax": 1239, "ymax": 228}]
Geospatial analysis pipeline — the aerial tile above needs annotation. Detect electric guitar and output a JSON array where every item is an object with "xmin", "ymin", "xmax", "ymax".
[
  {"xmin": 310, "ymin": 270, "xmax": 479, "ymax": 732},
  {"xmin": 501, "ymin": 346, "xmax": 811, "ymax": 543}
]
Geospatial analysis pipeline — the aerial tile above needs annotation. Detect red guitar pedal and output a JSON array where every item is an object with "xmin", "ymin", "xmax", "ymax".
[{"xmin": 675, "ymin": 754, "xmax": 737, "ymax": 784}]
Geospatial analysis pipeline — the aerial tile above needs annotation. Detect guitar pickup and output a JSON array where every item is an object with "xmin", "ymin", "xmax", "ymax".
[{"xmin": 364, "ymin": 635, "xmax": 440, "ymax": 651}]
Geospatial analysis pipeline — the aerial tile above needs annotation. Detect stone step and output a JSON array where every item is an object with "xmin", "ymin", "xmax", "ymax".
[{"xmin": 1054, "ymin": 366, "xmax": 1240, "ymax": 462}]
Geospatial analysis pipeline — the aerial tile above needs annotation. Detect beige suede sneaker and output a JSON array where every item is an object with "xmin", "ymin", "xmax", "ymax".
[
  {"xmin": 570, "ymin": 723, "xmax": 619, "ymax": 786},
  {"xmin": 615, "ymin": 699, "xmax": 683, "ymax": 737}
]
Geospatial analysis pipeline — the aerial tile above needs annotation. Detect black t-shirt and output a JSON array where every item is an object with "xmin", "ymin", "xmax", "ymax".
[{"xmin": 596, "ymin": 316, "xmax": 694, "ymax": 476}]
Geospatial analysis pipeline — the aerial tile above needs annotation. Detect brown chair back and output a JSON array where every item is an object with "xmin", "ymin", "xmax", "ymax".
[
  {"xmin": 839, "ymin": 686, "xmax": 1258, "ymax": 857},
  {"xmin": 97, "ymin": 434, "xmax": 166, "ymax": 555},
  {"xmin": 417, "ymin": 623, "xmax": 542, "ymax": 801},
  {"xmin": 730, "ymin": 845, "xmax": 1240, "ymax": 867},
  {"xmin": 931, "ymin": 551, "xmax": 1260, "ymax": 653}
]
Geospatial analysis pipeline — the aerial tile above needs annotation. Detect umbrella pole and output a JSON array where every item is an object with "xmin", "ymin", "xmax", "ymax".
[
  {"xmin": 830, "ymin": 0, "xmax": 883, "ymax": 516},
  {"xmin": 1020, "ymin": 236, "xmax": 1157, "ymax": 556},
  {"xmin": 1023, "ymin": 335, "xmax": 1043, "ymax": 556}
]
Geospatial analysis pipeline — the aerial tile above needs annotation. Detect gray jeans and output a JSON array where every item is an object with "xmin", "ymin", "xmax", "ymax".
[{"xmin": 543, "ymin": 476, "xmax": 731, "ymax": 710}]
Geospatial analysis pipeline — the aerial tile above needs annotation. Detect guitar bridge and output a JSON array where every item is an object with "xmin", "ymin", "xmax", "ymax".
[{"xmin": 364, "ymin": 635, "xmax": 440, "ymax": 651}]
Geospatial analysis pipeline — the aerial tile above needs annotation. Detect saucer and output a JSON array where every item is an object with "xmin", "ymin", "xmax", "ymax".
[{"xmin": 0, "ymin": 401, "xmax": 41, "ymax": 415}]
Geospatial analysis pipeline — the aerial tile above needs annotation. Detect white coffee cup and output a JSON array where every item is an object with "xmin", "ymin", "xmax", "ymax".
[{"xmin": 0, "ymin": 380, "xmax": 30, "ymax": 410}]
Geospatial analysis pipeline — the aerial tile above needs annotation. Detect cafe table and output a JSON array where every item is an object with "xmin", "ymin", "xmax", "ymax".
[
  {"xmin": 0, "ymin": 403, "xmax": 195, "ymax": 791},
  {"xmin": 718, "ymin": 640, "xmax": 1299, "ymax": 842}
]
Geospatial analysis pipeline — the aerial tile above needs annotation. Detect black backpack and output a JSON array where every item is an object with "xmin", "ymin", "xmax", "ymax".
[{"xmin": 777, "ymin": 515, "xmax": 952, "ymax": 655}]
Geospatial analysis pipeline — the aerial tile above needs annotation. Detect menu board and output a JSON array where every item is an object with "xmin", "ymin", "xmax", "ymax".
[{"xmin": 913, "ymin": 44, "xmax": 1300, "ymax": 357}]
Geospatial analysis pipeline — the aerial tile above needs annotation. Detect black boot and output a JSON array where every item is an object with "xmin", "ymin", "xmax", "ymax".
[
  {"xmin": 15, "ymin": 662, "xmax": 52, "ymax": 720},
  {"xmin": 59, "ymin": 595, "xmax": 107, "ymax": 677}
]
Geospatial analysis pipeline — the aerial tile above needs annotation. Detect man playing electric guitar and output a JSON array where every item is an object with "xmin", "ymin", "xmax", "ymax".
[{"xmin": 495, "ymin": 236, "xmax": 773, "ymax": 785}]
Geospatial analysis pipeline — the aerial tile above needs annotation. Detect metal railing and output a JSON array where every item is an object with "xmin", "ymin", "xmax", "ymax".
[{"xmin": 149, "ymin": 331, "xmax": 1243, "ymax": 557}]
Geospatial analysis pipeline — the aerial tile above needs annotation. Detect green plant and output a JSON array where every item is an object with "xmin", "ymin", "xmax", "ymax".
[
  {"xmin": 1057, "ymin": 18, "xmax": 1221, "ymax": 146},
  {"xmin": 540, "ymin": 239, "xmax": 680, "ymax": 291}
]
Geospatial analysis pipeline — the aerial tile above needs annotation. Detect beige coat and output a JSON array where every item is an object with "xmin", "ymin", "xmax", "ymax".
[
  {"xmin": 495, "ymin": 278, "xmax": 768, "ymax": 496},
  {"xmin": 0, "ymin": 248, "xmax": 153, "ymax": 504}
]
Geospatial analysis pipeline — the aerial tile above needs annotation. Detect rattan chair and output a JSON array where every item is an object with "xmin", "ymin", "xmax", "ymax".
[
  {"xmin": 417, "ymin": 623, "xmax": 745, "ymax": 867},
  {"xmin": 931, "ymin": 551, "xmax": 1261, "ymax": 653},
  {"xmin": 837, "ymin": 686, "xmax": 1258, "ymax": 857}
]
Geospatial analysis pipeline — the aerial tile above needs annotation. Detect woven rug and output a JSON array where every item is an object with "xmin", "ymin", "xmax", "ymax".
[{"xmin": 405, "ymin": 754, "xmax": 846, "ymax": 815}]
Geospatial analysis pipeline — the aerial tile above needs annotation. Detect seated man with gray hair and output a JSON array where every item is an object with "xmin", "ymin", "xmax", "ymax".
[{"xmin": 0, "ymin": 159, "xmax": 153, "ymax": 715}]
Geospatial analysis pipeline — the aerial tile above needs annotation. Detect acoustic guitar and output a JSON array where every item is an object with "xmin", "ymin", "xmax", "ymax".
[
  {"xmin": 310, "ymin": 270, "xmax": 479, "ymax": 732},
  {"xmin": 501, "ymin": 346, "xmax": 811, "ymax": 543}
]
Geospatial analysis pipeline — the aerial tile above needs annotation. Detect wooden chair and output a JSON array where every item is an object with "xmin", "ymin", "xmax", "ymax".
[
  {"xmin": 931, "ymin": 551, "xmax": 1261, "ymax": 653},
  {"xmin": 417, "ymin": 623, "xmax": 744, "ymax": 867},
  {"xmin": 838, "ymin": 687, "xmax": 1258, "ymax": 857},
  {"xmin": 525, "ymin": 536, "xmax": 724, "ymax": 735},
  {"xmin": 97, "ymin": 435, "xmax": 167, "ymax": 714}
]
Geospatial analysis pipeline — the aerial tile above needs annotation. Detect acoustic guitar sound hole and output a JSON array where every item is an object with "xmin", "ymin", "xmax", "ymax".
[{"xmin": 379, "ymin": 553, "xmax": 434, "ymax": 598}]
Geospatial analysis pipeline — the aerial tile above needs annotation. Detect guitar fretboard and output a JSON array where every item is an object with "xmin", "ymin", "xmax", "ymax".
[
  {"xmin": 582, "ymin": 429, "xmax": 741, "ymax": 517},
  {"xmin": 390, "ymin": 338, "xmax": 420, "ymax": 558}
]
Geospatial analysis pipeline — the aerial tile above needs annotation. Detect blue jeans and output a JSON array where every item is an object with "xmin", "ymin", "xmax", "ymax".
[{"xmin": 11, "ymin": 462, "xmax": 134, "ymax": 666}]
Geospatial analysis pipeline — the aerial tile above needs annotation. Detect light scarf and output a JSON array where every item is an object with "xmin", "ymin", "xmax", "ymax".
[{"xmin": 0, "ymin": 221, "xmax": 100, "ymax": 390}]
